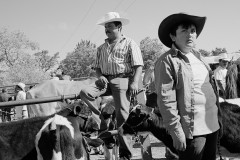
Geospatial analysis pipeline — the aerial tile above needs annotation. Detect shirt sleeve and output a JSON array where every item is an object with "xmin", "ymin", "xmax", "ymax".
[
  {"xmin": 129, "ymin": 40, "xmax": 144, "ymax": 67},
  {"xmin": 16, "ymin": 91, "xmax": 26, "ymax": 101},
  {"xmin": 154, "ymin": 57, "xmax": 182, "ymax": 133},
  {"xmin": 214, "ymin": 69, "xmax": 223, "ymax": 80}
]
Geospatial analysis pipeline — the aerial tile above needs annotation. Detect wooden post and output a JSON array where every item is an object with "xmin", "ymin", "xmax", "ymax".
[
  {"xmin": 140, "ymin": 134, "xmax": 152, "ymax": 160},
  {"xmin": 137, "ymin": 75, "xmax": 152, "ymax": 160}
]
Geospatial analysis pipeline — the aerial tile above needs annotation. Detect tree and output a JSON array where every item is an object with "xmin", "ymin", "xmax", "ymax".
[
  {"xmin": 59, "ymin": 40, "xmax": 97, "ymax": 78},
  {"xmin": 199, "ymin": 49, "xmax": 211, "ymax": 57},
  {"xmin": 140, "ymin": 37, "xmax": 165, "ymax": 70},
  {"xmin": 2, "ymin": 53, "xmax": 50, "ymax": 85},
  {"xmin": 34, "ymin": 50, "xmax": 60, "ymax": 72},
  {"xmin": 0, "ymin": 27, "xmax": 39, "ymax": 67},
  {"xmin": 212, "ymin": 47, "xmax": 227, "ymax": 56}
]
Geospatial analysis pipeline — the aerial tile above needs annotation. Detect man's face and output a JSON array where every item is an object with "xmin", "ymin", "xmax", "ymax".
[
  {"xmin": 171, "ymin": 24, "xmax": 197, "ymax": 52},
  {"xmin": 105, "ymin": 22, "xmax": 119, "ymax": 39},
  {"xmin": 220, "ymin": 60, "xmax": 229, "ymax": 68}
]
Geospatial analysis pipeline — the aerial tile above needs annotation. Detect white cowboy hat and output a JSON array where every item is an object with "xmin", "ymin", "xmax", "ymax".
[
  {"xmin": 218, "ymin": 53, "xmax": 231, "ymax": 62},
  {"xmin": 97, "ymin": 12, "xmax": 129, "ymax": 26},
  {"xmin": 17, "ymin": 82, "xmax": 26, "ymax": 91}
]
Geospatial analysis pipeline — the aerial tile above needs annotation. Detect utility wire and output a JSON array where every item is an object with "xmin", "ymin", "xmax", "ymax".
[
  {"xmin": 59, "ymin": 0, "xmax": 96, "ymax": 53},
  {"xmin": 125, "ymin": 0, "xmax": 137, "ymax": 11}
]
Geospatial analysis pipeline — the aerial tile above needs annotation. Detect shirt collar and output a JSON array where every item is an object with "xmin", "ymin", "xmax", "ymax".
[{"xmin": 105, "ymin": 35, "xmax": 126, "ymax": 44}]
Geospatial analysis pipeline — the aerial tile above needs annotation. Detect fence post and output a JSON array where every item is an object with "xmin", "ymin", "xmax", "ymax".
[
  {"xmin": 136, "ymin": 75, "xmax": 152, "ymax": 160},
  {"xmin": 140, "ymin": 134, "xmax": 152, "ymax": 160}
]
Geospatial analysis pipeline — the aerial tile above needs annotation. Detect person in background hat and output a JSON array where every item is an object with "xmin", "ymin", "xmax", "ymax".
[
  {"xmin": 14, "ymin": 82, "xmax": 28, "ymax": 120},
  {"xmin": 154, "ymin": 13, "xmax": 222, "ymax": 160},
  {"xmin": 80, "ymin": 11, "xmax": 144, "ymax": 160},
  {"xmin": 214, "ymin": 53, "xmax": 230, "ymax": 99}
]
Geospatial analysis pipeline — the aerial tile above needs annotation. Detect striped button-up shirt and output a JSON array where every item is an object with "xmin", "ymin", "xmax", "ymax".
[{"xmin": 93, "ymin": 35, "xmax": 143, "ymax": 75}]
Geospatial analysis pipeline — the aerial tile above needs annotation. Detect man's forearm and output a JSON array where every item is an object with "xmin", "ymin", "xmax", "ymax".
[
  {"xmin": 217, "ymin": 80, "xmax": 225, "ymax": 92},
  {"xmin": 95, "ymin": 68, "xmax": 103, "ymax": 78},
  {"xmin": 132, "ymin": 65, "xmax": 143, "ymax": 83}
]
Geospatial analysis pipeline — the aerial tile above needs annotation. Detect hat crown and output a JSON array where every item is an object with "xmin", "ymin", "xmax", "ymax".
[
  {"xmin": 17, "ymin": 82, "xmax": 25, "ymax": 91},
  {"xmin": 97, "ymin": 11, "xmax": 129, "ymax": 26},
  {"xmin": 104, "ymin": 12, "xmax": 121, "ymax": 21},
  {"xmin": 219, "ymin": 53, "xmax": 230, "ymax": 61}
]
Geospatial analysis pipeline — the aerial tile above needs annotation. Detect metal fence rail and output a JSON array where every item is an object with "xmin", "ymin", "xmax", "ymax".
[{"xmin": 0, "ymin": 94, "xmax": 80, "ymax": 109}]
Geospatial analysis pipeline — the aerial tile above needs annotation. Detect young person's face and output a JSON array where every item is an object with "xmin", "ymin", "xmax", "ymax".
[{"xmin": 171, "ymin": 24, "xmax": 197, "ymax": 52}]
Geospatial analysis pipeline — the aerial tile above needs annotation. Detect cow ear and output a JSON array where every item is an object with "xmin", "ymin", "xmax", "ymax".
[{"xmin": 74, "ymin": 105, "xmax": 81, "ymax": 115}]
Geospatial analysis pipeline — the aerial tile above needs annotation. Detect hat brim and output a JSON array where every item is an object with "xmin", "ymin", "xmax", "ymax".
[
  {"xmin": 97, "ymin": 18, "xmax": 129, "ymax": 26},
  {"xmin": 158, "ymin": 13, "xmax": 206, "ymax": 48},
  {"xmin": 221, "ymin": 58, "xmax": 231, "ymax": 62}
]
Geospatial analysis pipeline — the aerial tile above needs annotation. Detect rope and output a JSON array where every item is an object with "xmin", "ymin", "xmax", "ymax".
[{"xmin": 217, "ymin": 137, "xmax": 224, "ymax": 160}]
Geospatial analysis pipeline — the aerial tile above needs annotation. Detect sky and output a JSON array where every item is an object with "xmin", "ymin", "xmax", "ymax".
[{"xmin": 0, "ymin": 0, "xmax": 240, "ymax": 60}]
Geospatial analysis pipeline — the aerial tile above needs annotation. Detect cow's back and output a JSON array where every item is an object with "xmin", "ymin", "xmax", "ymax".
[{"xmin": 27, "ymin": 78, "xmax": 97, "ymax": 117}]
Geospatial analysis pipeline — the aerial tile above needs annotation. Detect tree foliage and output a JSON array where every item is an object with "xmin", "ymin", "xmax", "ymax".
[
  {"xmin": 2, "ymin": 53, "xmax": 50, "ymax": 85},
  {"xmin": 212, "ymin": 47, "xmax": 227, "ymax": 56},
  {"xmin": 0, "ymin": 27, "xmax": 39, "ymax": 67},
  {"xmin": 59, "ymin": 40, "xmax": 96, "ymax": 78},
  {"xmin": 199, "ymin": 49, "xmax": 211, "ymax": 57},
  {"xmin": 140, "ymin": 37, "xmax": 165, "ymax": 70},
  {"xmin": 34, "ymin": 50, "xmax": 60, "ymax": 72}
]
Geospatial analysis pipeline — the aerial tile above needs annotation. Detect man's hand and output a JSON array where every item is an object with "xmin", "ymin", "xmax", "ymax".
[
  {"xmin": 96, "ymin": 76, "xmax": 109, "ymax": 90},
  {"xmin": 129, "ymin": 81, "xmax": 139, "ymax": 96},
  {"xmin": 170, "ymin": 129, "xmax": 186, "ymax": 151}
]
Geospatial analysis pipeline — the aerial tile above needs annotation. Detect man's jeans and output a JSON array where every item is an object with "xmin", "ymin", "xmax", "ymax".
[
  {"xmin": 178, "ymin": 130, "xmax": 219, "ymax": 160},
  {"xmin": 80, "ymin": 76, "xmax": 145, "ymax": 158}
]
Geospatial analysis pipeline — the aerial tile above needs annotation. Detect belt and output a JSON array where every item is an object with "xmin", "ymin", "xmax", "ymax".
[{"xmin": 103, "ymin": 72, "xmax": 132, "ymax": 79}]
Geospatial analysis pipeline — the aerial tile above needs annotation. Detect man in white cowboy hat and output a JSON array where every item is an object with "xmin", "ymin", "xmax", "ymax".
[
  {"xmin": 80, "ymin": 11, "xmax": 144, "ymax": 160},
  {"xmin": 14, "ymin": 82, "xmax": 28, "ymax": 120},
  {"xmin": 154, "ymin": 13, "xmax": 222, "ymax": 160},
  {"xmin": 214, "ymin": 52, "xmax": 231, "ymax": 98}
]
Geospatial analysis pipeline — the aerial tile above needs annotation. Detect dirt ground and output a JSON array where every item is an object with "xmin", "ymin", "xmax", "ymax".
[{"xmin": 90, "ymin": 134, "xmax": 240, "ymax": 160}]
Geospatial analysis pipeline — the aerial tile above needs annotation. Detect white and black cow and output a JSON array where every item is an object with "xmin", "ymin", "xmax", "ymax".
[{"xmin": 0, "ymin": 100, "xmax": 100, "ymax": 160}]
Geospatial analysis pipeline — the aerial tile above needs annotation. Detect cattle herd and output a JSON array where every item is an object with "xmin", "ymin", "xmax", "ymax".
[{"xmin": 0, "ymin": 79, "xmax": 240, "ymax": 160}]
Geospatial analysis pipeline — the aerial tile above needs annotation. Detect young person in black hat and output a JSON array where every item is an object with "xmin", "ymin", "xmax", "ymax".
[{"xmin": 154, "ymin": 13, "xmax": 222, "ymax": 160}]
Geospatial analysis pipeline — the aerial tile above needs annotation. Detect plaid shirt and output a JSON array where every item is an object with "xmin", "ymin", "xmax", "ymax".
[{"xmin": 93, "ymin": 35, "xmax": 143, "ymax": 75}]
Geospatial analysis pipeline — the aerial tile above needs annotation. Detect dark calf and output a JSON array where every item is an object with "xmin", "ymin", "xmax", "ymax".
[
  {"xmin": 220, "ymin": 102, "xmax": 240, "ymax": 153},
  {"xmin": 121, "ymin": 104, "xmax": 178, "ymax": 156},
  {"xmin": 121, "ymin": 101, "xmax": 240, "ymax": 156}
]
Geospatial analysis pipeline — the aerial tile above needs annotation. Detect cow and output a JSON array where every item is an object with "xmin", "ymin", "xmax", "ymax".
[
  {"xmin": 118, "ymin": 101, "xmax": 240, "ymax": 159},
  {"xmin": 0, "ymin": 100, "xmax": 99, "ymax": 160},
  {"xmin": 26, "ymin": 78, "xmax": 99, "ymax": 117}
]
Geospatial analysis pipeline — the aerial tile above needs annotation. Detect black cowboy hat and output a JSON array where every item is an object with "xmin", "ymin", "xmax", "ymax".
[{"xmin": 158, "ymin": 13, "xmax": 206, "ymax": 48}]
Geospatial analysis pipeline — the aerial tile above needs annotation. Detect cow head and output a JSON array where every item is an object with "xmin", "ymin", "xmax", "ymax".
[
  {"xmin": 121, "ymin": 104, "xmax": 154, "ymax": 135},
  {"xmin": 73, "ymin": 100, "xmax": 92, "ymax": 119}
]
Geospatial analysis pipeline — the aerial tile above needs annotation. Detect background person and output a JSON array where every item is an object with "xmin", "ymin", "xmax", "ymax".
[
  {"xmin": 80, "ymin": 12, "xmax": 144, "ymax": 160},
  {"xmin": 155, "ymin": 13, "xmax": 222, "ymax": 160},
  {"xmin": 214, "ymin": 53, "xmax": 230, "ymax": 99},
  {"xmin": 0, "ymin": 88, "xmax": 12, "ymax": 122},
  {"xmin": 14, "ymin": 82, "xmax": 28, "ymax": 120}
]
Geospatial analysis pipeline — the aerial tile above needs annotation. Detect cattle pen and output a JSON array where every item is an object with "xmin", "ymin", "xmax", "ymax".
[{"xmin": 0, "ymin": 93, "xmax": 240, "ymax": 159}]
